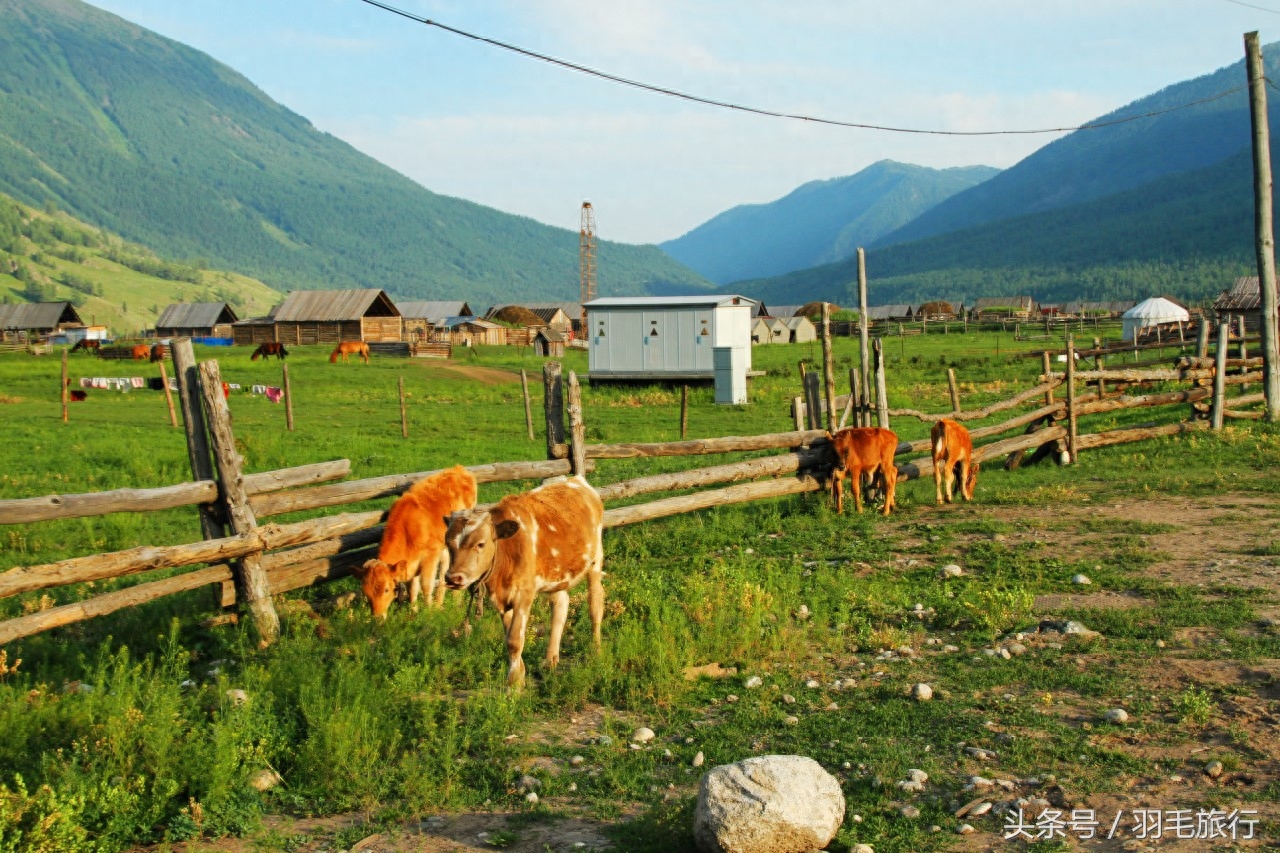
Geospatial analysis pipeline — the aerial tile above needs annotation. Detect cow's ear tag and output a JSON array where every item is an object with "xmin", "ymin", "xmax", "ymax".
[{"xmin": 494, "ymin": 520, "xmax": 520, "ymax": 540}]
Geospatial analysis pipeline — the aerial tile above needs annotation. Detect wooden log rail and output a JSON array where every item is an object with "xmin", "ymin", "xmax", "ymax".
[
  {"xmin": 582, "ymin": 430, "xmax": 830, "ymax": 460},
  {"xmin": 0, "ymin": 460, "xmax": 351, "ymax": 525},
  {"xmin": 887, "ymin": 379, "xmax": 1061, "ymax": 423}
]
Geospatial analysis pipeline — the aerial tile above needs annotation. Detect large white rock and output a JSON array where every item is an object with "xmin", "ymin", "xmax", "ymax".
[{"xmin": 694, "ymin": 755, "xmax": 845, "ymax": 853}]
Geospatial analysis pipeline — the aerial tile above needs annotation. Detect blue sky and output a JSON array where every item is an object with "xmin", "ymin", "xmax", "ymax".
[{"xmin": 88, "ymin": 0, "xmax": 1278, "ymax": 244}]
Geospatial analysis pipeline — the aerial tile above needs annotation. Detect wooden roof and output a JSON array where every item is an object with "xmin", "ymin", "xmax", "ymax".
[
  {"xmin": 0, "ymin": 301, "xmax": 83, "ymax": 330},
  {"xmin": 1214, "ymin": 277, "xmax": 1260, "ymax": 312},
  {"xmin": 864, "ymin": 304, "xmax": 914, "ymax": 320},
  {"xmin": 156, "ymin": 302, "xmax": 239, "ymax": 328},
  {"xmin": 395, "ymin": 300, "xmax": 472, "ymax": 320},
  {"xmin": 271, "ymin": 289, "xmax": 399, "ymax": 322},
  {"xmin": 971, "ymin": 296, "xmax": 1037, "ymax": 312}
]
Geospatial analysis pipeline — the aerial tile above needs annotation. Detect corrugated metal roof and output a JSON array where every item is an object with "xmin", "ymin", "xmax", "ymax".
[
  {"xmin": 585, "ymin": 295, "xmax": 757, "ymax": 309},
  {"xmin": 156, "ymin": 302, "xmax": 238, "ymax": 329},
  {"xmin": 536, "ymin": 327, "xmax": 567, "ymax": 343},
  {"xmin": 1213, "ymin": 277, "xmax": 1260, "ymax": 311},
  {"xmin": 864, "ymin": 305, "xmax": 913, "ymax": 320},
  {"xmin": 761, "ymin": 304, "xmax": 803, "ymax": 318},
  {"xmin": 523, "ymin": 301, "xmax": 583, "ymax": 317},
  {"xmin": 272, "ymin": 289, "xmax": 399, "ymax": 322},
  {"xmin": 0, "ymin": 301, "xmax": 82, "ymax": 330},
  {"xmin": 396, "ymin": 300, "xmax": 471, "ymax": 320}
]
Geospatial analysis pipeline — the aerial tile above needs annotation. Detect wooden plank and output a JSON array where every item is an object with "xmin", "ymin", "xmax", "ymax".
[
  {"xmin": 249, "ymin": 458, "xmax": 579, "ymax": 517},
  {"xmin": 1074, "ymin": 387, "xmax": 1210, "ymax": 415},
  {"xmin": 1074, "ymin": 419, "xmax": 1209, "ymax": 450},
  {"xmin": 200, "ymin": 360, "xmax": 279, "ymax": 644},
  {"xmin": 584, "ymin": 430, "xmax": 829, "ymax": 460},
  {"xmin": 603, "ymin": 474, "xmax": 825, "ymax": 528},
  {"xmin": 1066, "ymin": 337, "xmax": 1078, "ymax": 463},
  {"xmin": 0, "ymin": 565, "xmax": 233, "ymax": 645},
  {"xmin": 889, "ymin": 380, "xmax": 1061, "ymax": 423},
  {"xmin": 594, "ymin": 449, "xmax": 828, "ymax": 502}
]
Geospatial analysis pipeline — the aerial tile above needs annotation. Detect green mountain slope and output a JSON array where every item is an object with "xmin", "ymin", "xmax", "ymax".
[
  {"xmin": 0, "ymin": 0, "xmax": 709, "ymax": 306},
  {"xmin": 877, "ymin": 46, "xmax": 1280, "ymax": 246},
  {"xmin": 1, "ymin": 191, "xmax": 280, "ymax": 335},
  {"xmin": 738, "ymin": 148, "xmax": 1259, "ymax": 308},
  {"xmin": 659, "ymin": 161, "xmax": 998, "ymax": 284}
]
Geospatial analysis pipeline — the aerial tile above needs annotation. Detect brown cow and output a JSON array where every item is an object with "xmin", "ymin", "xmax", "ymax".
[
  {"xmin": 354, "ymin": 465, "xmax": 478, "ymax": 619},
  {"xmin": 826, "ymin": 427, "xmax": 899, "ymax": 516},
  {"xmin": 444, "ymin": 475, "xmax": 604, "ymax": 689},
  {"xmin": 149, "ymin": 343, "xmax": 168, "ymax": 363},
  {"xmin": 930, "ymin": 419, "xmax": 978, "ymax": 504},
  {"xmin": 130, "ymin": 344, "xmax": 150, "ymax": 360}
]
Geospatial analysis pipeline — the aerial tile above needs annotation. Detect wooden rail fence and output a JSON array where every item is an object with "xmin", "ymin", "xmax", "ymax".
[{"xmin": 0, "ymin": 334, "xmax": 1267, "ymax": 646}]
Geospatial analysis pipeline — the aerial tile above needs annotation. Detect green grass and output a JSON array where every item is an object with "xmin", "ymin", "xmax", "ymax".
[{"xmin": 0, "ymin": 335, "xmax": 1277, "ymax": 850}]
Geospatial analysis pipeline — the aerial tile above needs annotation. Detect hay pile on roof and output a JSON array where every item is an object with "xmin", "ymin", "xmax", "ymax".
[{"xmin": 489, "ymin": 305, "xmax": 545, "ymax": 327}]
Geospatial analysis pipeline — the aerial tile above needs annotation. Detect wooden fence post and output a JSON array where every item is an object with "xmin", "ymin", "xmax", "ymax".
[
  {"xmin": 680, "ymin": 385, "xmax": 689, "ymax": 439},
  {"xmin": 171, "ymin": 339, "xmax": 224, "ymax": 545},
  {"xmin": 947, "ymin": 368, "xmax": 960, "ymax": 414},
  {"xmin": 1042, "ymin": 352, "xmax": 1054, "ymax": 406},
  {"xmin": 1065, "ymin": 336, "xmax": 1078, "ymax": 463},
  {"xmin": 792, "ymin": 396, "xmax": 804, "ymax": 431},
  {"xmin": 282, "ymin": 363, "xmax": 294, "ymax": 432},
  {"xmin": 821, "ymin": 303, "xmax": 836, "ymax": 431},
  {"xmin": 1238, "ymin": 315, "xmax": 1249, "ymax": 393},
  {"xmin": 803, "ymin": 370, "xmax": 823, "ymax": 431},
  {"xmin": 841, "ymin": 368, "xmax": 859, "ymax": 429},
  {"xmin": 543, "ymin": 361, "xmax": 566, "ymax": 459},
  {"xmin": 158, "ymin": 360, "xmax": 178, "ymax": 428},
  {"xmin": 857, "ymin": 248, "xmax": 870, "ymax": 422},
  {"xmin": 567, "ymin": 371, "xmax": 586, "ymax": 478},
  {"xmin": 60, "ymin": 348, "xmax": 68, "ymax": 423},
  {"xmin": 398, "ymin": 375, "xmax": 408, "ymax": 438},
  {"xmin": 520, "ymin": 369, "xmax": 534, "ymax": 440},
  {"xmin": 198, "ymin": 359, "xmax": 279, "ymax": 644},
  {"xmin": 874, "ymin": 337, "xmax": 890, "ymax": 429},
  {"xmin": 1212, "ymin": 321, "xmax": 1229, "ymax": 430}
]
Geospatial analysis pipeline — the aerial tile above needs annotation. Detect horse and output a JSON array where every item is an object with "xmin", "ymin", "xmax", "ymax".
[
  {"xmin": 69, "ymin": 339, "xmax": 101, "ymax": 354},
  {"xmin": 149, "ymin": 343, "xmax": 168, "ymax": 363},
  {"xmin": 130, "ymin": 344, "xmax": 151, "ymax": 361},
  {"xmin": 250, "ymin": 342, "xmax": 289, "ymax": 361},
  {"xmin": 330, "ymin": 341, "xmax": 370, "ymax": 364}
]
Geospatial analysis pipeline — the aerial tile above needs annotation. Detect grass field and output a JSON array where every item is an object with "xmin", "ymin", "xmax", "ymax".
[{"xmin": 1, "ymin": 331, "xmax": 1278, "ymax": 852}]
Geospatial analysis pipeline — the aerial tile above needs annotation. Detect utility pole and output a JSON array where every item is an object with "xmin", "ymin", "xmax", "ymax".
[
  {"xmin": 1245, "ymin": 31, "xmax": 1280, "ymax": 420},
  {"xmin": 579, "ymin": 202, "xmax": 597, "ymax": 334}
]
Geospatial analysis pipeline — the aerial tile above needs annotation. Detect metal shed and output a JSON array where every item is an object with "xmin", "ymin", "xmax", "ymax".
[
  {"xmin": 585, "ymin": 296, "xmax": 756, "ymax": 399},
  {"xmin": 156, "ymin": 302, "xmax": 239, "ymax": 339}
]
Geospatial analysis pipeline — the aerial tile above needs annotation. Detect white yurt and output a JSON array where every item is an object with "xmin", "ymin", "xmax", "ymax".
[{"xmin": 1122, "ymin": 297, "xmax": 1190, "ymax": 341}]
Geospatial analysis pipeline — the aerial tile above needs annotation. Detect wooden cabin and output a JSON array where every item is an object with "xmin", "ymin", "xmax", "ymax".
[
  {"xmin": 234, "ymin": 289, "xmax": 402, "ymax": 346},
  {"xmin": 396, "ymin": 300, "xmax": 473, "ymax": 341},
  {"xmin": 156, "ymin": 302, "xmax": 239, "ymax": 339}
]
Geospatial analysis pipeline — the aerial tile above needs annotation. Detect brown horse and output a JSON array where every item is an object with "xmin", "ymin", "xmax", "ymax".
[
  {"xmin": 130, "ymin": 344, "xmax": 151, "ymax": 361},
  {"xmin": 149, "ymin": 343, "xmax": 168, "ymax": 363},
  {"xmin": 70, "ymin": 339, "xmax": 101, "ymax": 354},
  {"xmin": 251, "ymin": 342, "xmax": 289, "ymax": 361},
  {"xmin": 330, "ymin": 341, "xmax": 370, "ymax": 364}
]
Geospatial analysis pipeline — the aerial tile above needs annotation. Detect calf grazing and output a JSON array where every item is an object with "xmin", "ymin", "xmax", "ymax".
[
  {"xmin": 69, "ymin": 389, "xmax": 87, "ymax": 402},
  {"xmin": 354, "ymin": 465, "xmax": 478, "ymax": 619},
  {"xmin": 826, "ymin": 427, "xmax": 899, "ymax": 516},
  {"xmin": 444, "ymin": 476, "xmax": 604, "ymax": 689},
  {"xmin": 330, "ymin": 341, "xmax": 370, "ymax": 364},
  {"xmin": 930, "ymin": 419, "xmax": 978, "ymax": 504},
  {"xmin": 149, "ymin": 343, "xmax": 168, "ymax": 363}
]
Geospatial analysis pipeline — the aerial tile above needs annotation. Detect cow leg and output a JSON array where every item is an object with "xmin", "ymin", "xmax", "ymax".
[
  {"xmin": 881, "ymin": 462, "xmax": 898, "ymax": 516},
  {"xmin": 503, "ymin": 605, "xmax": 529, "ymax": 688},
  {"xmin": 957, "ymin": 458, "xmax": 970, "ymax": 501},
  {"xmin": 588, "ymin": 548, "xmax": 605, "ymax": 649},
  {"xmin": 832, "ymin": 470, "xmax": 844, "ymax": 514},
  {"xmin": 852, "ymin": 469, "xmax": 864, "ymax": 513},
  {"xmin": 933, "ymin": 453, "xmax": 945, "ymax": 505},
  {"xmin": 407, "ymin": 574, "xmax": 422, "ymax": 611},
  {"xmin": 942, "ymin": 456, "xmax": 956, "ymax": 503},
  {"xmin": 545, "ymin": 589, "xmax": 570, "ymax": 670},
  {"xmin": 431, "ymin": 549, "xmax": 450, "ymax": 607}
]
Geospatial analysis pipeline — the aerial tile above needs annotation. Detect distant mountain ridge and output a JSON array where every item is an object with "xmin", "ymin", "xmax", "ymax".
[
  {"xmin": 735, "ymin": 44, "xmax": 1280, "ymax": 308},
  {"xmin": 0, "ymin": 0, "xmax": 710, "ymax": 306},
  {"xmin": 659, "ymin": 161, "xmax": 998, "ymax": 284}
]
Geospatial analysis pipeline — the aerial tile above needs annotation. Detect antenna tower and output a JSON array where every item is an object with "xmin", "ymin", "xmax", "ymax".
[{"xmin": 579, "ymin": 202, "xmax": 597, "ymax": 325}]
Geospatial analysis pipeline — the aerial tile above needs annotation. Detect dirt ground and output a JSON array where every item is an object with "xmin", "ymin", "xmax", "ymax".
[{"xmin": 143, "ymin": 495, "xmax": 1280, "ymax": 853}]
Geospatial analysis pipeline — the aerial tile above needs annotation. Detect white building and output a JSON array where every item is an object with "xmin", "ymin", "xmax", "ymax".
[{"xmin": 1122, "ymin": 297, "xmax": 1190, "ymax": 341}]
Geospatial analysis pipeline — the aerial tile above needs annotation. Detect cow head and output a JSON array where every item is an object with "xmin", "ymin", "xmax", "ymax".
[
  {"xmin": 353, "ymin": 558, "xmax": 404, "ymax": 619},
  {"xmin": 963, "ymin": 461, "xmax": 980, "ymax": 501},
  {"xmin": 445, "ymin": 508, "xmax": 517, "ymax": 590}
]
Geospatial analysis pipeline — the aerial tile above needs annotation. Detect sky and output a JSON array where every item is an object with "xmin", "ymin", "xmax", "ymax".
[{"xmin": 86, "ymin": 0, "xmax": 1280, "ymax": 245}]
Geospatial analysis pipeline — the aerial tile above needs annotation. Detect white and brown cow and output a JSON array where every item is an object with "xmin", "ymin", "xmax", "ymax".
[{"xmin": 444, "ymin": 475, "xmax": 604, "ymax": 689}]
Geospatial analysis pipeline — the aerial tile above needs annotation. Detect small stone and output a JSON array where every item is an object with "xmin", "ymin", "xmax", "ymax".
[
  {"xmin": 248, "ymin": 769, "xmax": 282, "ymax": 792},
  {"xmin": 825, "ymin": 702, "xmax": 839, "ymax": 711},
  {"xmin": 929, "ymin": 825, "xmax": 941, "ymax": 833},
  {"xmin": 226, "ymin": 689, "xmax": 248, "ymax": 706},
  {"xmin": 596, "ymin": 735, "xmax": 613, "ymax": 746},
  {"xmin": 1156, "ymin": 639, "xmax": 1166, "ymax": 648},
  {"xmin": 842, "ymin": 761, "xmax": 853, "ymax": 770},
  {"xmin": 906, "ymin": 769, "xmax": 929, "ymax": 784},
  {"xmin": 805, "ymin": 679, "xmax": 820, "ymax": 689},
  {"xmin": 796, "ymin": 605, "xmax": 811, "ymax": 620},
  {"xmin": 1007, "ymin": 643, "xmax": 1027, "ymax": 657},
  {"xmin": 943, "ymin": 645, "xmax": 959, "ymax": 653},
  {"xmin": 692, "ymin": 751, "xmax": 705, "ymax": 768},
  {"xmin": 964, "ymin": 747, "xmax": 997, "ymax": 761},
  {"xmin": 1204, "ymin": 760, "xmax": 1224, "ymax": 779},
  {"xmin": 852, "ymin": 814, "xmax": 863, "ymax": 823},
  {"xmin": 725, "ymin": 694, "xmax": 739, "ymax": 703},
  {"xmin": 1103, "ymin": 708, "xmax": 1129, "ymax": 724},
  {"xmin": 632, "ymin": 727, "xmax": 656, "ymax": 744},
  {"xmin": 999, "ymin": 648, "xmax": 1012, "ymax": 660},
  {"xmin": 782, "ymin": 694, "xmax": 796, "ymax": 705},
  {"xmin": 568, "ymin": 782, "xmax": 577, "ymax": 792},
  {"xmin": 897, "ymin": 779, "xmax": 925, "ymax": 794},
  {"xmin": 958, "ymin": 823, "xmax": 975, "ymax": 835},
  {"xmin": 897, "ymin": 645, "xmax": 915, "ymax": 657},
  {"xmin": 517, "ymin": 775, "xmax": 541, "ymax": 793},
  {"xmin": 900, "ymin": 805, "xmax": 921, "ymax": 819},
  {"xmin": 744, "ymin": 675, "xmax": 764, "ymax": 689},
  {"xmin": 853, "ymin": 845, "xmax": 875, "ymax": 853},
  {"xmin": 525, "ymin": 791, "xmax": 539, "ymax": 804},
  {"xmin": 911, "ymin": 683, "xmax": 934, "ymax": 702},
  {"xmin": 912, "ymin": 603, "xmax": 924, "ymax": 612},
  {"xmin": 940, "ymin": 564, "xmax": 964, "ymax": 578},
  {"xmin": 570, "ymin": 755, "xmax": 585, "ymax": 767},
  {"xmin": 784, "ymin": 715, "xmax": 799, "ymax": 725},
  {"xmin": 969, "ymin": 801, "xmax": 993, "ymax": 817},
  {"xmin": 1072, "ymin": 574, "xmax": 1092, "ymax": 586}
]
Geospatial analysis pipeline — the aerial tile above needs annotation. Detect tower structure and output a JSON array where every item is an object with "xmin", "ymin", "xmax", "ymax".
[{"xmin": 579, "ymin": 201, "xmax": 597, "ymax": 330}]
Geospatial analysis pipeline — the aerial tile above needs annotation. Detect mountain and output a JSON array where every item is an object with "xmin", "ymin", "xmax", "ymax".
[
  {"xmin": 0, "ymin": 0, "xmax": 710, "ymax": 307},
  {"xmin": 737, "ymin": 45, "xmax": 1280, "ymax": 308},
  {"xmin": 659, "ymin": 161, "xmax": 998, "ymax": 284},
  {"xmin": 1, "ymin": 191, "xmax": 280, "ymax": 334},
  {"xmin": 876, "ymin": 49, "xmax": 1278, "ymax": 247}
]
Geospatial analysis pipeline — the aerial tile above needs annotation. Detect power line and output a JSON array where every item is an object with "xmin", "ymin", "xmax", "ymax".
[
  {"xmin": 357, "ymin": 0, "xmax": 1250, "ymax": 136},
  {"xmin": 1221, "ymin": 0, "xmax": 1280, "ymax": 15}
]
